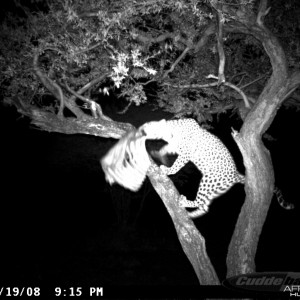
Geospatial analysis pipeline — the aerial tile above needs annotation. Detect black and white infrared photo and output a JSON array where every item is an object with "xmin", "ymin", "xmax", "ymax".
[{"xmin": 0, "ymin": 0, "xmax": 300, "ymax": 298}]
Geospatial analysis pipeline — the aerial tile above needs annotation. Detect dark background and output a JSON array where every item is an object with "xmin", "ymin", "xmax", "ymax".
[{"xmin": 0, "ymin": 102, "xmax": 299, "ymax": 288}]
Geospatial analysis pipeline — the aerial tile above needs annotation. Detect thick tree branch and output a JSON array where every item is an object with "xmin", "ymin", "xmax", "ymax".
[
  {"xmin": 147, "ymin": 164, "xmax": 220, "ymax": 285},
  {"xmin": 63, "ymin": 80, "xmax": 112, "ymax": 121},
  {"xmin": 13, "ymin": 97, "xmax": 133, "ymax": 138},
  {"xmin": 33, "ymin": 48, "xmax": 88, "ymax": 119},
  {"xmin": 69, "ymin": 74, "xmax": 109, "ymax": 103},
  {"xmin": 33, "ymin": 49, "xmax": 65, "ymax": 119}
]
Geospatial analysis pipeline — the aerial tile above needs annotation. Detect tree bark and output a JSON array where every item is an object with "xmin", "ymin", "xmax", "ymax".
[
  {"xmin": 147, "ymin": 164, "xmax": 220, "ymax": 285},
  {"xmin": 226, "ymin": 0, "xmax": 300, "ymax": 277}
]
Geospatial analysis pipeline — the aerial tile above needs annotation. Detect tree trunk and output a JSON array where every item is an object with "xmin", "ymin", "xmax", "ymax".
[{"xmin": 226, "ymin": 0, "xmax": 300, "ymax": 277}]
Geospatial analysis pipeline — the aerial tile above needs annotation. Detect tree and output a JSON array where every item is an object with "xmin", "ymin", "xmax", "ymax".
[{"xmin": 1, "ymin": 0, "xmax": 299, "ymax": 285}]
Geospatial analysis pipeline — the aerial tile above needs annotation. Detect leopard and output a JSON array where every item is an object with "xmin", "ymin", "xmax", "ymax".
[
  {"xmin": 140, "ymin": 118, "xmax": 245, "ymax": 218},
  {"xmin": 101, "ymin": 118, "xmax": 294, "ymax": 219}
]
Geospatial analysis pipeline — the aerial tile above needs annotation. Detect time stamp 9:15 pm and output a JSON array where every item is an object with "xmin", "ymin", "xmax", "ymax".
[{"xmin": 0, "ymin": 286, "xmax": 104, "ymax": 297}]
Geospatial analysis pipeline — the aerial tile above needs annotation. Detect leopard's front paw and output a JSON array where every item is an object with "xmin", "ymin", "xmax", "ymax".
[{"xmin": 178, "ymin": 195, "xmax": 187, "ymax": 207}]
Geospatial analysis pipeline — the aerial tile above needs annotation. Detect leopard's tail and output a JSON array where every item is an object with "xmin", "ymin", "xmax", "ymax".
[
  {"xmin": 274, "ymin": 187, "xmax": 294, "ymax": 210},
  {"xmin": 237, "ymin": 174, "xmax": 294, "ymax": 210}
]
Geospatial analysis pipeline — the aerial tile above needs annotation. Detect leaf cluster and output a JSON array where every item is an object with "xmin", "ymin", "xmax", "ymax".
[{"xmin": 0, "ymin": 0, "xmax": 299, "ymax": 123}]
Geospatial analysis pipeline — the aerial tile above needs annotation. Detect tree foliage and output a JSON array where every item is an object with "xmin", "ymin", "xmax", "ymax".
[{"xmin": 1, "ymin": 0, "xmax": 299, "ymax": 128}]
